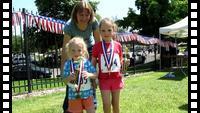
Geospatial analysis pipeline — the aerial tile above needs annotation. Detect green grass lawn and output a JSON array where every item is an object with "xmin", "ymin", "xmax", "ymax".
[{"xmin": 12, "ymin": 71, "xmax": 188, "ymax": 113}]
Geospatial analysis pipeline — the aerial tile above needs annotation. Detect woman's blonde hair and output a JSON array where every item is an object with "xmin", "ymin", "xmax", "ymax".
[
  {"xmin": 99, "ymin": 18, "xmax": 118, "ymax": 32},
  {"xmin": 65, "ymin": 37, "xmax": 89, "ymax": 59},
  {"xmin": 71, "ymin": 1, "xmax": 95, "ymax": 24}
]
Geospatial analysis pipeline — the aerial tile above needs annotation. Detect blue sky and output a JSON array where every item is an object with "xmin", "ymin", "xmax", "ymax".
[
  {"xmin": 97, "ymin": 0, "xmax": 139, "ymax": 19},
  {"xmin": 12, "ymin": 0, "xmax": 38, "ymax": 12},
  {"xmin": 12, "ymin": 0, "xmax": 139, "ymax": 19}
]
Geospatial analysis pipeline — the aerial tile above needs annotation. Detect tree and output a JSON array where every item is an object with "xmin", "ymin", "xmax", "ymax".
[
  {"xmin": 34, "ymin": 0, "xmax": 76, "ymax": 21},
  {"xmin": 116, "ymin": 8, "xmax": 139, "ymax": 32},
  {"xmin": 165, "ymin": 0, "xmax": 188, "ymax": 24},
  {"xmin": 117, "ymin": 0, "xmax": 188, "ymax": 37}
]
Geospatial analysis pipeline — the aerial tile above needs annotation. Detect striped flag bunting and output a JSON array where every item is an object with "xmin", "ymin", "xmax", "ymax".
[
  {"xmin": 115, "ymin": 32, "xmax": 177, "ymax": 48},
  {"xmin": 12, "ymin": 11, "xmax": 176, "ymax": 48},
  {"xmin": 12, "ymin": 11, "xmax": 66, "ymax": 34}
]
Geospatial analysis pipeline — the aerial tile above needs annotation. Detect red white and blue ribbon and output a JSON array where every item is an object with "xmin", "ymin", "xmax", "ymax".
[
  {"xmin": 70, "ymin": 60, "xmax": 84, "ymax": 92},
  {"xmin": 101, "ymin": 40, "xmax": 115, "ymax": 72}
]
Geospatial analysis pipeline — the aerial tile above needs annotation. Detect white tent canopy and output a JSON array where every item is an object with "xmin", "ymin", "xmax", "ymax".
[
  {"xmin": 159, "ymin": 16, "xmax": 188, "ymax": 38},
  {"xmin": 159, "ymin": 16, "xmax": 188, "ymax": 70}
]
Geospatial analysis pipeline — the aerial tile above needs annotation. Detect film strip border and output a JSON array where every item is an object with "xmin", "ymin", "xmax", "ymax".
[
  {"xmin": 0, "ymin": 1, "xmax": 198, "ymax": 113},
  {"xmin": 1, "ymin": 0, "xmax": 12, "ymax": 112},
  {"xmin": 189, "ymin": 0, "xmax": 199, "ymax": 113}
]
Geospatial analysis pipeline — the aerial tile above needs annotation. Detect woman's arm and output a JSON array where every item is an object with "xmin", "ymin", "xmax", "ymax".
[
  {"xmin": 91, "ymin": 57, "xmax": 97, "ymax": 68},
  {"xmin": 60, "ymin": 34, "xmax": 71, "ymax": 73},
  {"xmin": 93, "ymin": 28, "xmax": 101, "ymax": 43}
]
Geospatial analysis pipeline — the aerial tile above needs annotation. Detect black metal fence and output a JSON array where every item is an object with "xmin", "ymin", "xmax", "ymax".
[{"xmin": 12, "ymin": 8, "xmax": 65, "ymax": 95}]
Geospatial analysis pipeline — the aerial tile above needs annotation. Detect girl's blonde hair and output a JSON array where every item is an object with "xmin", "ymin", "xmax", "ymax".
[
  {"xmin": 65, "ymin": 37, "xmax": 89, "ymax": 59},
  {"xmin": 99, "ymin": 18, "xmax": 118, "ymax": 32},
  {"xmin": 71, "ymin": 1, "xmax": 95, "ymax": 24}
]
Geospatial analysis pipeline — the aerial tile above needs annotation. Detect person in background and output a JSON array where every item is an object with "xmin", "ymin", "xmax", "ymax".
[
  {"xmin": 60, "ymin": 1, "xmax": 100, "ymax": 113},
  {"xmin": 92, "ymin": 18, "xmax": 124, "ymax": 113}
]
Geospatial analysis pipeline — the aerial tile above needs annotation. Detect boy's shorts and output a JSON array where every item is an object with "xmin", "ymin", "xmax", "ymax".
[
  {"xmin": 67, "ymin": 96, "xmax": 94, "ymax": 113},
  {"xmin": 99, "ymin": 77, "xmax": 124, "ymax": 91}
]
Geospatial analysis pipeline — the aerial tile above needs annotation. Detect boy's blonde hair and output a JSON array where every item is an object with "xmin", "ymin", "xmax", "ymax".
[
  {"xmin": 71, "ymin": 1, "xmax": 95, "ymax": 24},
  {"xmin": 65, "ymin": 37, "xmax": 89, "ymax": 59},
  {"xmin": 99, "ymin": 18, "xmax": 118, "ymax": 32}
]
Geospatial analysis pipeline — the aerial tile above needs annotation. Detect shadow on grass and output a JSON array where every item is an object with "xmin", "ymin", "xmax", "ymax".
[
  {"xmin": 158, "ymin": 68, "xmax": 188, "ymax": 81},
  {"xmin": 178, "ymin": 104, "xmax": 188, "ymax": 111}
]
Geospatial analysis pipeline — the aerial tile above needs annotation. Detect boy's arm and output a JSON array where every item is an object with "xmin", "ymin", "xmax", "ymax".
[
  {"xmin": 84, "ymin": 72, "xmax": 97, "ymax": 79},
  {"xmin": 82, "ymin": 59, "xmax": 98, "ymax": 79},
  {"xmin": 62, "ymin": 60, "xmax": 75, "ymax": 85}
]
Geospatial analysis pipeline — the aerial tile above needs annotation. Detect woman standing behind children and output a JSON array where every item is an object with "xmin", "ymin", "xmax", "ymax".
[
  {"xmin": 61, "ymin": 1, "xmax": 100, "ymax": 112},
  {"xmin": 92, "ymin": 18, "xmax": 124, "ymax": 113},
  {"xmin": 63, "ymin": 37, "xmax": 97, "ymax": 113}
]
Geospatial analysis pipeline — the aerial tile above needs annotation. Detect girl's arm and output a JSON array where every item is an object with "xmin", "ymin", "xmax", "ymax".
[
  {"xmin": 91, "ymin": 56, "xmax": 97, "ymax": 68},
  {"xmin": 119, "ymin": 45, "xmax": 124, "ymax": 65},
  {"xmin": 60, "ymin": 34, "xmax": 71, "ymax": 73},
  {"xmin": 119, "ymin": 44, "xmax": 125, "ymax": 71}
]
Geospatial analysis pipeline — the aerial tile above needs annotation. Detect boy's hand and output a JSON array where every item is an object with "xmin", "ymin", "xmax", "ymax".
[
  {"xmin": 69, "ymin": 73, "xmax": 76, "ymax": 82},
  {"xmin": 82, "ymin": 71, "xmax": 98, "ymax": 89},
  {"xmin": 82, "ymin": 71, "xmax": 90, "ymax": 79}
]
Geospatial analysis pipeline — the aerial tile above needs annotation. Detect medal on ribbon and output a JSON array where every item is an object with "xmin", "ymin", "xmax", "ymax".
[
  {"xmin": 102, "ymin": 40, "xmax": 115, "ymax": 73},
  {"xmin": 70, "ymin": 59, "xmax": 84, "ymax": 99}
]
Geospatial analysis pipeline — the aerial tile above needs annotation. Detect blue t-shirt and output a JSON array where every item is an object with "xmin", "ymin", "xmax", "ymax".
[
  {"xmin": 63, "ymin": 18, "xmax": 99, "ymax": 48},
  {"xmin": 63, "ymin": 58, "xmax": 96, "ymax": 100}
]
